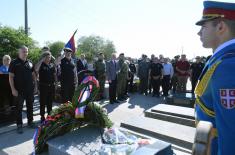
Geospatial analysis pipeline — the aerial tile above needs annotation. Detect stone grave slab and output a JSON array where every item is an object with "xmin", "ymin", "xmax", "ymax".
[
  {"xmin": 121, "ymin": 116, "xmax": 196, "ymax": 150},
  {"xmin": 145, "ymin": 111, "xmax": 195, "ymax": 127},
  {"xmin": 166, "ymin": 93, "xmax": 195, "ymax": 108},
  {"xmin": 133, "ymin": 140, "xmax": 173, "ymax": 155},
  {"xmin": 47, "ymin": 126, "xmax": 102, "ymax": 155},
  {"xmin": 150, "ymin": 104, "xmax": 195, "ymax": 119},
  {"xmin": 47, "ymin": 125, "xmax": 177, "ymax": 155}
]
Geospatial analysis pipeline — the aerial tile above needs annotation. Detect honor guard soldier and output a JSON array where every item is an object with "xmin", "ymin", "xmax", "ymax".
[
  {"xmin": 195, "ymin": 1, "xmax": 235, "ymax": 154},
  {"xmin": 9, "ymin": 46, "xmax": 36, "ymax": 134},
  {"xmin": 35, "ymin": 51, "xmax": 56, "ymax": 123},
  {"xmin": 60, "ymin": 47, "xmax": 78, "ymax": 103}
]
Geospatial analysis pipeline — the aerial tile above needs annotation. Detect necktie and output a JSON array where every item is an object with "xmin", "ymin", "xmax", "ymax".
[{"xmin": 114, "ymin": 60, "xmax": 116, "ymax": 69}]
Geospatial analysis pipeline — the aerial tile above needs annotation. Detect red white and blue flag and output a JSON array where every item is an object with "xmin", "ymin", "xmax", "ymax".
[{"xmin": 65, "ymin": 29, "xmax": 77, "ymax": 53}]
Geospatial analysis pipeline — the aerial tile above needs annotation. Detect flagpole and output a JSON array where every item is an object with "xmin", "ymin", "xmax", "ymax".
[
  {"xmin": 73, "ymin": 29, "xmax": 78, "ymax": 36},
  {"xmin": 24, "ymin": 0, "xmax": 28, "ymax": 35}
]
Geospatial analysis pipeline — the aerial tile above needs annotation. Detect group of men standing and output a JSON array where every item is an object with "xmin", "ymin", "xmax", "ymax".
[
  {"xmin": 106, "ymin": 53, "xmax": 133, "ymax": 104},
  {"xmin": 7, "ymin": 46, "xmax": 134, "ymax": 133},
  {"xmin": 137, "ymin": 53, "xmax": 205, "ymax": 98},
  {"xmin": 8, "ymin": 46, "xmax": 89, "ymax": 133},
  {"xmin": 5, "ymin": 1, "xmax": 235, "ymax": 154},
  {"xmin": 7, "ymin": 44, "xmax": 206, "ymax": 134}
]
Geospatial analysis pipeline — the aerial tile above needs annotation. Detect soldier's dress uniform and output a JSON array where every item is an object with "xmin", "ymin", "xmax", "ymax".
[
  {"xmin": 94, "ymin": 59, "xmax": 106, "ymax": 100},
  {"xmin": 195, "ymin": 1, "xmax": 235, "ymax": 155}
]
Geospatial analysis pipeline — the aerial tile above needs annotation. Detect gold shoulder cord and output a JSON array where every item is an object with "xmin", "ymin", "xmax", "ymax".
[{"xmin": 194, "ymin": 61, "xmax": 221, "ymax": 117}]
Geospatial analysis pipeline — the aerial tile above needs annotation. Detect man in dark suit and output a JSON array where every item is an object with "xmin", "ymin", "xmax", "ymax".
[
  {"xmin": 77, "ymin": 54, "xmax": 88, "ymax": 72},
  {"xmin": 106, "ymin": 53, "xmax": 119, "ymax": 104},
  {"xmin": 76, "ymin": 54, "xmax": 88, "ymax": 84}
]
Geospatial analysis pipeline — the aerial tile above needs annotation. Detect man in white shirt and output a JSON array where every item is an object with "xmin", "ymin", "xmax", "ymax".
[{"xmin": 162, "ymin": 58, "xmax": 174, "ymax": 96}]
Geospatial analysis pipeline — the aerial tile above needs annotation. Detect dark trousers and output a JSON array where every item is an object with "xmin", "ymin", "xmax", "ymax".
[
  {"xmin": 127, "ymin": 74, "xmax": 134, "ymax": 92},
  {"xmin": 170, "ymin": 74, "xmax": 178, "ymax": 93},
  {"xmin": 61, "ymin": 84, "xmax": 75, "ymax": 103},
  {"xmin": 39, "ymin": 84, "xmax": 54, "ymax": 118},
  {"xmin": 139, "ymin": 77, "xmax": 148, "ymax": 94},
  {"xmin": 109, "ymin": 77, "xmax": 117, "ymax": 102},
  {"xmin": 97, "ymin": 76, "xmax": 105, "ymax": 99},
  {"xmin": 148, "ymin": 77, "xmax": 153, "ymax": 93},
  {"xmin": 125, "ymin": 79, "xmax": 129, "ymax": 95},
  {"xmin": 15, "ymin": 93, "xmax": 34, "ymax": 125},
  {"xmin": 152, "ymin": 78, "xmax": 161, "ymax": 96},
  {"xmin": 162, "ymin": 75, "xmax": 171, "ymax": 96},
  {"xmin": 191, "ymin": 78, "xmax": 198, "ymax": 93}
]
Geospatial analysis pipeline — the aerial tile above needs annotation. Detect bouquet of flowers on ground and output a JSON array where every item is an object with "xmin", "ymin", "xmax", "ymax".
[{"xmin": 33, "ymin": 73, "xmax": 113, "ymax": 154}]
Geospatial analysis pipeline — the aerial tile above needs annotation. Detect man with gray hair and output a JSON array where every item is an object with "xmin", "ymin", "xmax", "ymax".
[{"xmin": 9, "ymin": 46, "xmax": 36, "ymax": 134}]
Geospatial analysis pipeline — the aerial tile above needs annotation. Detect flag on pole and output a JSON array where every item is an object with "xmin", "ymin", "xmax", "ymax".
[{"xmin": 65, "ymin": 29, "xmax": 77, "ymax": 53}]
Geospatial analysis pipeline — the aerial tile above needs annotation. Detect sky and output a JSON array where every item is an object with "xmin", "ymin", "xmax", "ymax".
[{"xmin": 0, "ymin": 0, "xmax": 234, "ymax": 59}]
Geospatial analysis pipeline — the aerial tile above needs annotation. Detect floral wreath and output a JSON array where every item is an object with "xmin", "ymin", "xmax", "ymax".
[{"xmin": 33, "ymin": 74, "xmax": 113, "ymax": 154}]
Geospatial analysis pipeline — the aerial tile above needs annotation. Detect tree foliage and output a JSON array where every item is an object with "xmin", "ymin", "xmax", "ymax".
[
  {"xmin": 47, "ymin": 41, "xmax": 65, "ymax": 57},
  {"xmin": 0, "ymin": 26, "xmax": 117, "ymax": 64},
  {"xmin": 28, "ymin": 47, "xmax": 41, "ymax": 64},
  {"xmin": 0, "ymin": 26, "xmax": 36, "ymax": 59},
  {"xmin": 77, "ymin": 35, "xmax": 116, "ymax": 61}
]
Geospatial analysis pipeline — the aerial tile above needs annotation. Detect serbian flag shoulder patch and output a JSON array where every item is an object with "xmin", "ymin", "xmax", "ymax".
[{"xmin": 220, "ymin": 89, "xmax": 235, "ymax": 109}]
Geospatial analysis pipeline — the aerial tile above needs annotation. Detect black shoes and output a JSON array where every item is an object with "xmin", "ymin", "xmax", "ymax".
[
  {"xmin": 41, "ymin": 117, "xmax": 45, "ymax": 124},
  {"xmin": 110, "ymin": 100, "xmax": 115, "ymax": 104},
  {"xmin": 114, "ymin": 100, "xmax": 120, "ymax": 103},
  {"xmin": 17, "ymin": 125, "xmax": 23, "ymax": 134},
  {"xmin": 152, "ymin": 93, "xmax": 160, "ymax": 98},
  {"xmin": 117, "ymin": 98, "xmax": 125, "ymax": 101},
  {"xmin": 17, "ymin": 122, "xmax": 37, "ymax": 134},
  {"xmin": 28, "ymin": 122, "xmax": 37, "ymax": 129}
]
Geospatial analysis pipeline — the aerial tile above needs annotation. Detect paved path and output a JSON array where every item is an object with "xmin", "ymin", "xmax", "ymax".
[{"xmin": 0, "ymin": 93, "xmax": 164, "ymax": 155}]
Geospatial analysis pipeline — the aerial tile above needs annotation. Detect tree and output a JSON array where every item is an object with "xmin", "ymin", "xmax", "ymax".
[
  {"xmin": 28, "ymin": 47, "xmax": 41, "ymax": 64},
  {"xmin": 47, "ymin": 41, "xmax": 65, "ymax": 57},
  {"xmin": 0, "ymin": 26, "xmax": 36, "ymax": 59},
  {"xmin": 102, "ymin": 40, "xmax": 116, "ymax": 59},
  {"xmin": 77, "ymin": 35, "xmax": 116, "ymax": 61}
]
